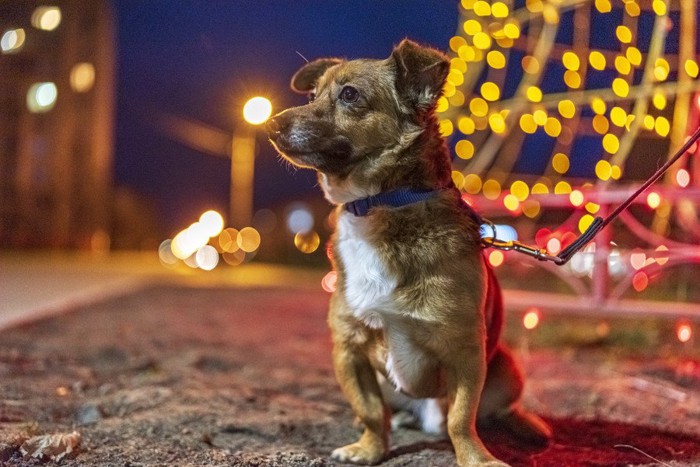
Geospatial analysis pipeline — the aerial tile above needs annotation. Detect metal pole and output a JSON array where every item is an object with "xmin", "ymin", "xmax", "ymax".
[{"xmin": 229, "ymin": 127, "xmax": 255, "ymax": 229}]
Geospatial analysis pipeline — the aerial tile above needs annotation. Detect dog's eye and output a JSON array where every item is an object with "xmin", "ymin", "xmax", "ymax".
[
  {"xmin": 340, "ymin": 86, "xmax": 360, "ymax": 104},
  {"xmin": 308, "ymin": 92, "xmax": 316, "ymax": 103}
]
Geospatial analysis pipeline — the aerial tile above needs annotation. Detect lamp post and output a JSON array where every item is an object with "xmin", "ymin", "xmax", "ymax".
[{"xmin": 229, "ymin": 96, "xmax": 272, "ymax": 228}]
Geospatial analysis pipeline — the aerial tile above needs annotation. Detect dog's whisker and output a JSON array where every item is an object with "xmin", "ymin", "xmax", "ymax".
[{"xmin": 295, "ymin": 50, "xmax": 310, "ymax": 64}]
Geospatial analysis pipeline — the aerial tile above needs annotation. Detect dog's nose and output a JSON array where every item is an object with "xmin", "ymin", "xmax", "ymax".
[{"xmin": 266, "ymin": 116, "xmax": 284, "ymax": 137}]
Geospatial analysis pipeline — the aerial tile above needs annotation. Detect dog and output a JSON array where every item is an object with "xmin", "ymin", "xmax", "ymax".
[{"xmin": 267, "ymin": 39, "xmax": 551, "ymax": 466}]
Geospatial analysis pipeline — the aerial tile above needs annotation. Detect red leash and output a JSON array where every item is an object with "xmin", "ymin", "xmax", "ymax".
[{"xmin": 483, "ymin": 126, "xmax": 700, "ymax": 266}]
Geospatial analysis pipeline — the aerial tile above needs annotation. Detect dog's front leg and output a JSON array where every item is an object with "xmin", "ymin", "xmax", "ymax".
[
  {"xmin": 331, "ymin": 339, "xmax": 390, "ymax": 465},
  {"xmin": 447, "ymin": 346, "xmax": 508, "ymax": 467},
  {"xmin": 329, "ymin": 300, "xmax": 390, "ymax": 465}
]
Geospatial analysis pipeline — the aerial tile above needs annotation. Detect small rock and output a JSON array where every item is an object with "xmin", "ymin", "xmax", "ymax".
[{"xmin": 76, "ymin": 403, "xmax": 102, "ymax": 425}]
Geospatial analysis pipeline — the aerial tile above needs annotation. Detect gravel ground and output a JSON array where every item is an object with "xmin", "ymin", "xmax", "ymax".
[{"xmin": 1, "ymin": 285, "xmax": 699, "ymax": 466}]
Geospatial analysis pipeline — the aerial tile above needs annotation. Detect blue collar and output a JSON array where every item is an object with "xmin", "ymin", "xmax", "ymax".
[{"xmin": 344, "ymin": 187, "xmax": 438, "ymax": 216}]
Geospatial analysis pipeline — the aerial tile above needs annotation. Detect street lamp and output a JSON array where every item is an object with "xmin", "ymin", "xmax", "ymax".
[{"xmin": 230, "ymin": 96, "xmax": 272, "ymax": 228}]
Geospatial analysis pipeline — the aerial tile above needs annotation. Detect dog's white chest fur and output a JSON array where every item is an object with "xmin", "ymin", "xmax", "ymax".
[{"xmin": 336, "ymin": 212, "xmax": 396, "ymax": 327}]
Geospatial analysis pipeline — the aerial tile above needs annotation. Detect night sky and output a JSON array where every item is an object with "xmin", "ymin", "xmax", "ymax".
[{"xmin": 113, "ymin": 1, "xmax": 459, "ymax": 233}]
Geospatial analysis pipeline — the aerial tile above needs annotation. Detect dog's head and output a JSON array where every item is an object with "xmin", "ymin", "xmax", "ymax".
[{"xmin": 267, "ymin": 39, "xmax": 451, "ymax": 203}]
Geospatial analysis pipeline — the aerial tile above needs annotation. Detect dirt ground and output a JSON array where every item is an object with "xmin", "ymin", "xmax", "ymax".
[{"xmin": 1, "ymin": 284, "xmax": 699, "ymax": 466}]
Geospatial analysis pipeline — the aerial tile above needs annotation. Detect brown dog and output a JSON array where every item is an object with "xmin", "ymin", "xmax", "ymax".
[{"xmin": 267, "ymin": 39, "xmax": 551, "ymax": 466}]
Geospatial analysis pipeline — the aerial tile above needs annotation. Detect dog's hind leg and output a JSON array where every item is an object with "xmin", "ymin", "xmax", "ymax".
[
  {"xmin": 445, "ymin": 345, "xmax": 508, "ymax": 466},
  {"xmin": 478, "ymin": 345, "xmax": 552, "ymax": 446}
]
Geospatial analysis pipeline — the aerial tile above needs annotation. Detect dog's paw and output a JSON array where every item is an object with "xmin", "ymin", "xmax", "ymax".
[{"xmin": 331, "ymin": 442, "xmax": 385, "ymax": 465}]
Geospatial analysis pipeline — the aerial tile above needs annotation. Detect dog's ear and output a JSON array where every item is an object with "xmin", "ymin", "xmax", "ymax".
[
  {"xmin": 390, "ymin": 39, "xmax": 450, "ymax": 110},
  {"xmin": 291, "ymin": 58, "xmax": 342, "ymax": 93}
]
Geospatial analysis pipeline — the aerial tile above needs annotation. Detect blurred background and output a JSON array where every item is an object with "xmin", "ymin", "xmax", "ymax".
[{"xmin": 1, "ymin": 0, "xmax": 699, "ymax": 339}]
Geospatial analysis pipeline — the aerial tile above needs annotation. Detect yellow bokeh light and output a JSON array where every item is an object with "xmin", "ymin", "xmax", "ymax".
[
  {"xmin": 480, "ymin": 82, "xmax": 501, "ymax": 101},
  {"xmin": 526, "ymin": 0, "xmax": 543, "ymax": 13},
  {"xmin": 655, "ymin": 116, "xmax": 670, "ymax": 137},
  {"xmin": 243, "ymin": 96, "xmax": 272, "ymax": 125},
  {"xmin": 463, "ymin": 19, "xmax": 482, "ymax": 35},
  {"xmin": 652, "ymin": 0, "xmax": 667, "ymax": 16},
  {"xmin": 554, "ymin": 181, "xmax": 572, "ymax": 195},
  {"xmin": 625, "ymin": 1, "xmax": 641, "ymax": 16},
  {"xmin": 510, "ymin": 180, "xmax": 529, "ymax": 201},
  {"xmin": 578, "ymin": 214, "xmax": 595, "ymax": 233},
  {"xmin": 643, "ymin": 114, "xmax": 655, "ymax": 130},
  {"xmin": 531, "ymin": 182, "xmax": 549, "ymax": 194},
  {"xmin": 612, "ymin": 78, "xmax": 629, "ymax": 97},
  {"xmin": 483, "ymin": 179, "xmax": 502, "ymax": 200},
  {"xmin": 473, "ymin": 0, "xmax": 491, "ymax": 16},
  {"xmin": 595, "ymin": 159, "xmax": 612, "ymax": 180},
  {"xmin": 464, "ymin": 174, "xmax": 482, "ymax": 194},
  {"xmin": 614, "ymin": 56, "xmax": 631, "ymax": 75},
  {"xmin": 458, "ymin": 45, "xmax": 475, "ymax": 62},
  {"xmin": 652, "ymin": 92, "xmax": 666, "ymax": 110},
  {"xmin": 610, "ymin": 107, "xmax": 627, "ymax": 127},
  {"xmin": 564, "ymin": 70, "xmax": 581, "ymax": 88},
  {"xmin": 461, "ymin": 0, "xmax": 476, "ymax": 10},
  {"xmin": 447, "ymin": 69, "xmax": 464, "ymax": 86},
  {"xmin": 585, "ymin": 202, "xmax": 600, "ymax": 214},
  {"xmin": 533, "ymin": 109, "xmax": 547, "ymax": 126},
  {"xmin": 436, "ymin": 96, "xmax": 449, "ymax": 113},
  {"xmin": 470, "ymin": 97, "xmax": 489, "ymax": 117},
  {"xmin": 449, "ymin": 36, "xmax": 467, "ymax": 52},
  {"xmin": 487, "ymin": 50, "xmax": 506, "ymax": 69},
  {"xmin": 70, "ymin": 62, "xmax": 96, "ymax": 93},
  {"xmin": 685, "ymin": 59, "xmax": 700, "ymax": 78},
  {"xmin": 602, "ymin": 133, "xmax": 620, "ymax": 154},
  {"xmin": 626, "ymin": 47, "xmax": 642, "ymax": 66},
  {"xmin": 591, "ymin": 97, "xmax": 606, "ymax": 115},
  {"xmin": 592, "ymin": 115, "xmax": 610, "ymax": 134},
  {"xmin": 492, "ymin": 1, "xmax": 509, "ymax": 18},
  {"xmin": 654, "ymin": 66, "xmax": 669, "ymax": 81},
  {"xmin": 455, "ymin": 140, "xmax": 475, "ymax": 160},
  {"xmin": 595, "ymin": 0, "xmax": 611, "ymax": 13},
  {"xmin": 489, "ymin": 113, "xmax": 506, "ymax": 133},
  {"xmin": 526, "ymin": 86, "xmax": 543, "ymax": 103},
  {"xmin": 473, "ymin": 32, "xmax": 492, "ymax": 50},
  {"xmin": 26, "ymin": 82, "xmax": 58, "ymax": 113},
  {"xmin": 237, "ymin": 227, "xmax": 261, "ymax": 253},
  {"xmin": 558, "ymin": 99, "xmax": 576, "ymax": 119},
  {"xmin": 294, "ymin": 231, "xmax": 320, "ymax": 254},
  {"xmin": 589, "ymin": 51, "xmax": 606, "ymax": 71},
  {"xmin": 552, "ymin": 152, "xmax": 570, "ymax": 174},
  {"xmin": 615, "ymin": 26, "xmax": 632, "ymax": 44},
  {"xmin": 562, "ymin": 51, "xmax": 580, "ymax": 71},
  {"xmin": 439, "ymin": 119, "xmax": 454, "ymax": 137},
  {"xmin": 503, "ymin": 22, "xmax": 521, "ymax": 40},
  {"xmin": 451, "ymin": 57, "xmax": 468, "ymax": 73},
  {"xmin": 458, "ymin": 116, "xmax": 476, "ymax": 135},
  {"xmin": 503, "ymin": 194, "xmax": 520, "ymax": 211},
  {"xmin": 519, "ymin": 114, "xmax": 537, "ymax": 134},
  {"xmin": 544, "ymin": 117, "xmax": 562, "ymax": 137},
  {"xmin": 646, "ymin": 192, "xmax": 661, "ymax": 209}
]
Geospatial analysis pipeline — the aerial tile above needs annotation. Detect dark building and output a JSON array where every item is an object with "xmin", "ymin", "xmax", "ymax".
[{"xmin": 0, "ymin": 0, "xmax": 115, "ymax": 249}]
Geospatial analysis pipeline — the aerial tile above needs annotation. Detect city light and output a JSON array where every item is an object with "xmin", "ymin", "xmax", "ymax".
[
  {"xmin": 523, "ymin": 308, "xmax": 540, "ymax": 330},
  {"xmin": 31, "ymin": 6, "xmax": 62, "ymax": 31},
  {"xmin": 242, "ymin": 96, "xmax": 272, "ymax": 125},
  {"xmin": 70, "ymin": 63, "xmax": 96, "ymax": 93},
  {"xmin": 1, "ymin": 28, "xmax": 26, "ymax": 53},
  {"xmin": 27, "ymin": 82, "xmax": 58, "ymax": 113}
]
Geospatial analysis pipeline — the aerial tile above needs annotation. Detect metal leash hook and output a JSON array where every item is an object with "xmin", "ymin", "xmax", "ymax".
[{"xmin": 480, "ymin": 219, "xmax": 564, "ymax": 264}]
